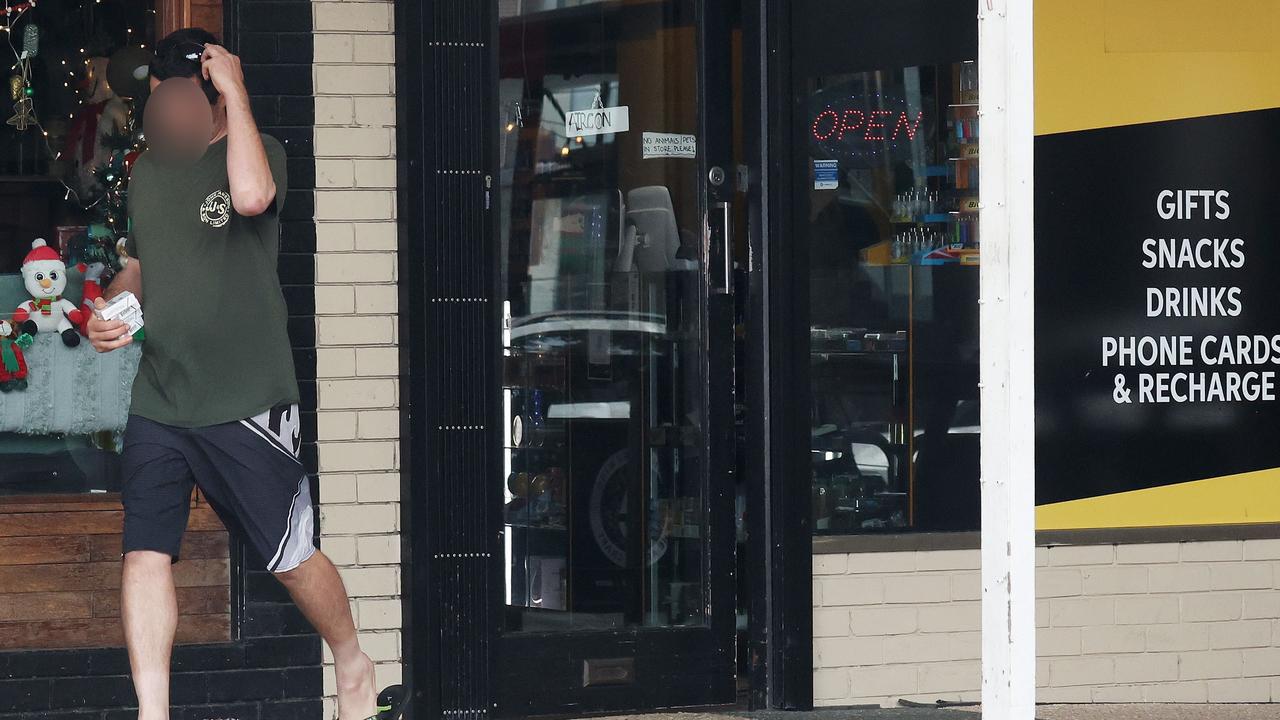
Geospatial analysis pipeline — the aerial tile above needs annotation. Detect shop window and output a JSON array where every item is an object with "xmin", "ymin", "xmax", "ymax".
[
  {"xmin": 0, "ymin": 1, "xmax": 160, "ymax": 498},
  {"xmin": 0, "ymin": 0, "xmax": 230, "ymax": 650},
  {"xmin": 806, "ymin": 61, "xmax": 981, "ymax": 534}
]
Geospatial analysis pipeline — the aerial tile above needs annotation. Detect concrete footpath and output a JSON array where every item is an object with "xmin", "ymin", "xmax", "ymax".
[
  {"xmin": 1033, "ymin": 706, "xmax": 1279, "ymax": 719},
  {"xmin": 588, "ymin": 705, "xmax": 1280, "ymax": 720}
]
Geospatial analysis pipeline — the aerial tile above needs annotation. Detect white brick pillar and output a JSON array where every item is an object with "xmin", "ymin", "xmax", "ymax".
[{"xmin": 312, "ymin": 2, "xmax": 400, "ymax": 716}]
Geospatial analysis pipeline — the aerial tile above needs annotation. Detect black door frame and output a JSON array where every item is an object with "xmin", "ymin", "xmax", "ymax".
[
  {"xmin": 742, "ymin": 0, "xmax": 814, "ymax": 710},
  {"xmin": 490, "ymin": 0, "xmax": 738, "ymax": 712},
  {"xmin": 396, "ymin": 1, "xmax": 501, "ymax": 718},
  {"xmin": 395, "ymin": 0, "xmax": 814, "ymax": 717}
]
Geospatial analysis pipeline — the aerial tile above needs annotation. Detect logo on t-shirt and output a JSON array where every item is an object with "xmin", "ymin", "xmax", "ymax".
[{"xmin": 200, "ymin": 190, "xmax": 232, "ymax": 228}]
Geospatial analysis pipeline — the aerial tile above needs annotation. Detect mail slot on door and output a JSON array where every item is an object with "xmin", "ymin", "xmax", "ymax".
[{"xmin": 582, "ymin": 657, "xmax": 636, "ymax": 687}]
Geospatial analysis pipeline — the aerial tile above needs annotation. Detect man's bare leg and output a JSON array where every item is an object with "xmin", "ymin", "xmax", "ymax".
[
  {"xmin": 275, "ymin": 550, "xmax": 377, "ymax": 720},
  {"xmin": 122, "ymin": 550, "xmax": 179, "ymax": 720}
]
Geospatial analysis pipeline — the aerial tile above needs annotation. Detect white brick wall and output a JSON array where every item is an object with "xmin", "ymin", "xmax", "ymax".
[
  {"xmin": 312, "ymin": 2, "xmax": 399, "ymax": 717},
  {"xmin": 814, "ymin": 540, "xmax": 1280, "ymax": 707}
]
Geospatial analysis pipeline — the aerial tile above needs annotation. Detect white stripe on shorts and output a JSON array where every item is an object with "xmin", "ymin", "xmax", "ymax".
[{"xmin": 269, "ymin": 473, "xmax": 316, "ymax": 573}]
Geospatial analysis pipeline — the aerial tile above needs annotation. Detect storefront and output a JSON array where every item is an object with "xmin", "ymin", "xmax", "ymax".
[
  {"xmin": 4, "ymin": 0, "xmax": 1279, "ymax": 718},
  {"xmin": 398, "ymin": 0, "xmax": 1280, "ymax": 716},
  {"xmin": 398, "ymin": 0, "xmax": 982, "ymax": 715}
]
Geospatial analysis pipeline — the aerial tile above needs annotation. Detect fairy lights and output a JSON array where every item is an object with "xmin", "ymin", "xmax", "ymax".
[{"xmin": 0, "ymin": 0, "xmax": 152, "ymax": 210}]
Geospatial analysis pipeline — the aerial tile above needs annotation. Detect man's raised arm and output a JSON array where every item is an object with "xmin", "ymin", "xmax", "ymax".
[{"xmin": 202, "ymin": 44, "xmax": 275, "ymax": 217}]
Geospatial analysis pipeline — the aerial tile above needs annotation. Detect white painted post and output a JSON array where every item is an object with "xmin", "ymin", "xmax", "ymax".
[{"xmin": 979, "ymin": 0, "xmax": 1037, "ymax": 718}]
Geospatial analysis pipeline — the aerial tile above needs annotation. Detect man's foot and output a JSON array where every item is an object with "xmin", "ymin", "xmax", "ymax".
[
  {"xmin": 335, "ymin": 651, "xmax": 377, "ymax": 720},
  {"xmin": 376, "ymin": 684, "xmax": 411, "ymax": 720}
]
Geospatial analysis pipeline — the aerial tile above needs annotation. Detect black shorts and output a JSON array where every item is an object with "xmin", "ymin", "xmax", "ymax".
[{"xmin": 121, "ymin": 404, "xmax": 316, "ymax": 573}]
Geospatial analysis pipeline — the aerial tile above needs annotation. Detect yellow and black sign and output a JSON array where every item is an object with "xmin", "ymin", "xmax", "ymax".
[{"xmin": 1034, "ymin": 0, "xmax": 1280, "ymax": 530}]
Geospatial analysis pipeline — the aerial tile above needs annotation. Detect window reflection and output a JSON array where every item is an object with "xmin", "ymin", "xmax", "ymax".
[
  {"xmin": 498, "ymin": 0, "xmax": 710, "ymax": 631},
  {"xmin": 500, "ymin": 0, "xmax": 615, "ymax": 20}
]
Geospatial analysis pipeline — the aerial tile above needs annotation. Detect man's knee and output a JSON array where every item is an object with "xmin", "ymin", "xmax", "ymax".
[
  {"xmin": 274, "ymin": 563, "xmax": 300, "ymax": 584},
  {"xmin": 272, "ymin": 547, "xmax": 320, "ymax": 583},
  {"xmin": 123, "ymin": 549, "xmax": 174, "ymax": 569}
]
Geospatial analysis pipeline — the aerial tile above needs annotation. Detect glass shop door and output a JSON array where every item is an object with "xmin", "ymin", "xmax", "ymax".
[{"xmin": 493, "ymin": 0, "xmax": 739, "ymax": 715}]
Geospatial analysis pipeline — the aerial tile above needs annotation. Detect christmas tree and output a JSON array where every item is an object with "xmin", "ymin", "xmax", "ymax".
[{"xmin": 65, "ymin": 119, "xmax": 142, "ymax": 271}]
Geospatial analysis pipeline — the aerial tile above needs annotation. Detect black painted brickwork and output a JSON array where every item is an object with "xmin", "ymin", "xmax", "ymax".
[{"xmin": 0, "ymin": 2, "xmax": 321, "ymax": 718}]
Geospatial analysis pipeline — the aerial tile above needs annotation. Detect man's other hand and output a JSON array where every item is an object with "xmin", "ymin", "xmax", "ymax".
[{"xmin": 87, "ymin": 297, "xmax": 133, "ymax": 353}]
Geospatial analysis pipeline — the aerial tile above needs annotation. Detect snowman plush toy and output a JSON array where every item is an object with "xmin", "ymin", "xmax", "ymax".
[{"xmin": 13, "ymin": 239, "xmax": 84, "ymax": 347}]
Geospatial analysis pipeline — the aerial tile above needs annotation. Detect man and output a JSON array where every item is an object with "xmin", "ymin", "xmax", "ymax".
[{"xmin": 88, "ymin": 28, "xmax": 391, "ymax": 720}]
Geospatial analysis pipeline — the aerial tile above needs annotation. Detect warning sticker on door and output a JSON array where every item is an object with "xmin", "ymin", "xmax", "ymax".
[
  {"xmin": 642, "ymin": 132, "xmax": 697, "ymax": 159},
  {"xmin": 813, "ymin": 159, "xmax": 839, "ymax": 190}
]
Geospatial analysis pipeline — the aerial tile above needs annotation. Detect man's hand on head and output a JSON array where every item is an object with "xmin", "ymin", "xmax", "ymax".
[
  {"xmin": 200, "ymin": 44, "xmax": 247, "ymax": 102},
  {"xmin": 209, "ymin": 45, "xmax": 277, "ymax": 217}
]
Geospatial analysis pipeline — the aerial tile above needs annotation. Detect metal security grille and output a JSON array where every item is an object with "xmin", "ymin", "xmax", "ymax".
[{"xmin": 398, "ymin": 0, "xmax": 497, "ymax": 718}]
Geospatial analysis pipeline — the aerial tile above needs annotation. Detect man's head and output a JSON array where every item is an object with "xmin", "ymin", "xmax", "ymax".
[
  {"xmin": 146, "ymin": 28, "xmax": 221, "ymax": 161},
  {"xmin": 150, "ymin": 27, "xmax": 219, "ymax": 103}
]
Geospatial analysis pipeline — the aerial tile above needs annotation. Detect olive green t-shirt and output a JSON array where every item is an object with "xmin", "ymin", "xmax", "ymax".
[{"xmin": 127, "ymin": 134, "xmax": 298, "ymax": 427}]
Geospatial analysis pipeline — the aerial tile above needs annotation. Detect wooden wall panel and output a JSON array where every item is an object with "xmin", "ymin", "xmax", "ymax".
[
  {"xmin": 192, "ymin": 0, "xmax": 224, "ymax": 37},
  {"xmin": 0, "ymin": 614, "xmax": 229, "ymax": 651},
  {"xmin": 156, "ymin": 0, "xmax": 187, "ymax": 36},
  {"xmin": 0, "ymin": 536, "xmax": 92, "ymax": 565},
  {"xmin": 157, "ymin": 0, "xmax": 225, "ymax": 39},
  {"xmin": 0, "ymin": 496, "xmax": 231, "ymax": 649}
]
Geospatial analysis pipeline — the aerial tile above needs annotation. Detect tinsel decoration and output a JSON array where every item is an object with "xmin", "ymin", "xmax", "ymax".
[{"xmin": 20, "ymin": 23, "xmax": 37, "ymax": 58}]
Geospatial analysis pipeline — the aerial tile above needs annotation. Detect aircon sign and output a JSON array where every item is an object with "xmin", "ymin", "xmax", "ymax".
[{"xmin": 565, "ymin": 105, "xmax": 630, "ymax": 138}]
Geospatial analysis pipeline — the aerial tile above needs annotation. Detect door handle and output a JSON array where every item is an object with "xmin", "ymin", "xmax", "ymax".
[{"xmin": 712, "ymin": 201, "xmax": 732, "ymax": 295}]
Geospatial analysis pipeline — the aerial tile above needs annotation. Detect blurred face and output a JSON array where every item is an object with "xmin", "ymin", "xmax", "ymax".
[{"xmin": 144, "ymin": 77, "xmax": 215, "ymax": 165}]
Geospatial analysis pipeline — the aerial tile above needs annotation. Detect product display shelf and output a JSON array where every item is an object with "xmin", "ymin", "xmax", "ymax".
[
  {"xmin": 810, "ymin": 338, "xmax": 910, "ymax": 532},
  {"xmin": 900, "ymin": 212, "xmax": 960, "ymax": 224},
  {"xmin": 503, "ymin": 340, "xmax": 574, "ymax": 617}
]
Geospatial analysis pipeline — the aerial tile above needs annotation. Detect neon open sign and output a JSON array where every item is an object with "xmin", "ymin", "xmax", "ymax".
[{"xmin": 811, "ymin": 108, "xmax": 924, "ymax": 143}]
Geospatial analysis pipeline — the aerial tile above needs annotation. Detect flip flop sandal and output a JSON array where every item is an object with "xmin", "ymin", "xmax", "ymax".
[{"xmin": 365, "ymin": 683, "xmax": 411, "ymax": 720}]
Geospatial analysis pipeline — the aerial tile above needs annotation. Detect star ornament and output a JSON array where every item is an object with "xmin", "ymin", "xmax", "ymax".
[{"xmin": 7, "ymin": 98, "xmax": 34, "ymax": 130}]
